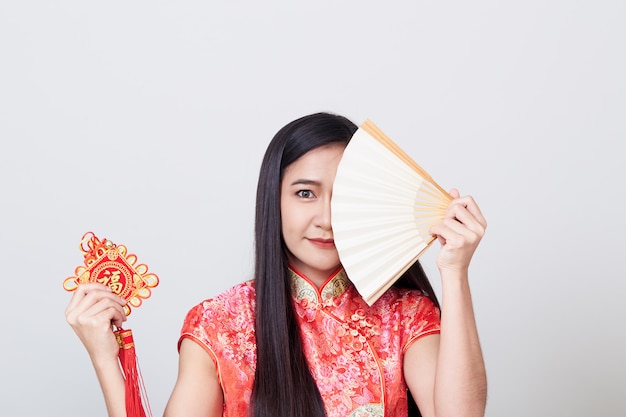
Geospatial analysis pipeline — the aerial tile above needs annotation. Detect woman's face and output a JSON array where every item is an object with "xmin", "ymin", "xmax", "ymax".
[{"xmin": 280, "ymin": 143, "xmax": 345, "ymax": 287}]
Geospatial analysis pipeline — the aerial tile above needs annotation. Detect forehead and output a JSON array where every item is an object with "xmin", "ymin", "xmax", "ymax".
[{"xmin": 283, "ymin": 144, "xmax": 346, "ymax": 178}]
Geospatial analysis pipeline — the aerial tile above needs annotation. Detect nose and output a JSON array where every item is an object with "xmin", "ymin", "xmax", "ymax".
[{"xmin": 316, "ymin": 196, "xmax": 332, "ymax": 231}]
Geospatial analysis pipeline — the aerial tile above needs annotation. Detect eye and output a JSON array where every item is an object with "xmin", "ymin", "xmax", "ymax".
[{"xmin": 296, "ymin": 190, "xmax": 316, "ymax": 199}]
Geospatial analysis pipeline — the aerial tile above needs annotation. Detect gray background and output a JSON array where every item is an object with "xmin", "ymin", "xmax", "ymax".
[{"xmin": 1, "ymin": 1, "xmax": 624, "ymax": 416}]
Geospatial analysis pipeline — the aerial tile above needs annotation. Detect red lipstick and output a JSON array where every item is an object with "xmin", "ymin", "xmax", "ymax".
[{"xmin": 308, "ymin": 238, "xmax": 335, "ymax": 249}]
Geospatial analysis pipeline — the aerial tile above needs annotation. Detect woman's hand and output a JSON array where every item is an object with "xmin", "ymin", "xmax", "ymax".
[
  {"xmin": 65, "ymin": 283, "xmax": 128, "ymax": 365},
  {"xmin": 429, "ymin": 189, "xmax": 487, "ymax": 275}
]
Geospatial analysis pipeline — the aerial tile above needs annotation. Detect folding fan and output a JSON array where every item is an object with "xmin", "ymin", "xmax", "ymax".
[{"xmin": 331, "ymin": 120, "xmax": 452, "ymax": 306}]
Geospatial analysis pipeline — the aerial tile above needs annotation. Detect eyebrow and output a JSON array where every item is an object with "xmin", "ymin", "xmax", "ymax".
[{"xmin": 289, "ymin": 179, "xmax": 321, "ymax": 187}]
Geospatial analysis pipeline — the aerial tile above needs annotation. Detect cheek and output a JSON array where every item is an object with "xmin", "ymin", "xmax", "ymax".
[
  {"xmin": 281, "ymin": 204, "xmax": 300, "ymax": 234},
  {"xmin": 281, "ymin": 201, "xmax": 312, "ymax": 241},
  {"xmin": 280, "ymin": 210, "xmax": 302, "ymax": 258},
  {"xmin": 280, "ymin": 200, "xmax": 297, "ymax": 236}
]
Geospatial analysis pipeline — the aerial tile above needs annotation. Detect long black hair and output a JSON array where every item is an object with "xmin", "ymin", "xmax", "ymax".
[{"xmin": 251, "ymin": 112, "xmax": 439, "ymax": 417}]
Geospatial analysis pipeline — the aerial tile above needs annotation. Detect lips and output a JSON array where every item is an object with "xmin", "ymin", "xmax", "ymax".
[{"xmin": 308, "ymin": 238, "xmax": 336, "ymax": 249}]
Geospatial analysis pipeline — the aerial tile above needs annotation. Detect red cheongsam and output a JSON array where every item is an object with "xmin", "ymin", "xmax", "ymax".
[{"xmin": 179, "ymin": 267, "xmax": 440, "ymax": 416}]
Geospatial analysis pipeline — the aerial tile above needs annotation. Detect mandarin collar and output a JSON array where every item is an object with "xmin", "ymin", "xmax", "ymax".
[{"xmin": 289, "ymin": 266, "xmax": 351, "ymax": 306}]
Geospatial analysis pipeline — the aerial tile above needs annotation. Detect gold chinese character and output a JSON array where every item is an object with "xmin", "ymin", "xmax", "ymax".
[{"xmin": 98, "ymin": 269, "xmax": 124, "ymax": 294}]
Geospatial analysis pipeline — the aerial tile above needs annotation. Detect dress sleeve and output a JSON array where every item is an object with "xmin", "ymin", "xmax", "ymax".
[
  {"xmin": 178, "ymin": 300, "xmax": 220, "ymax": 364},
  {"xmin": 177, "ymin": 281, "xmax": 257, "ymax": 364},
  {"xmin": 179, "ymin": 301, "xmax": 207, "ymax": 347},
  {"xmin": 402, "ymin": 292, "xmax": 441, "ymax": 353}
]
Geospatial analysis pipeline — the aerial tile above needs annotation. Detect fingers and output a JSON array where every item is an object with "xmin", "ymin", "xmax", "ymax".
[
  {"xmin": 447, "ymin": 191, "xmax": 487, "ymax": 230},
  {"xmin": 65, "ymin": 283, "xmax": 127, "ymax": 330},
  {"xmin": 430, "ymin": 218, "xmax": 479, "ymax": 250},
  {"xmin": 64, "ymin": 283, "xmax": 107, "ymax": 316},
  {"xmin": 429, "ymin": 190, "xmax": 487, "ymax": 271},
  {"xmin": 445, "ymin": 203, "xmax": 486, "ymax": 240}
]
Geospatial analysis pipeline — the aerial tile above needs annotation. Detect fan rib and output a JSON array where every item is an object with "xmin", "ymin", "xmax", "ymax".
[
  {"xmin": 364, "ymin": 243, "xmax": 433, "ymax": 305},
  {"xmin": 362, "ymin": 119, "xmax": 450, "ymax": 199}
]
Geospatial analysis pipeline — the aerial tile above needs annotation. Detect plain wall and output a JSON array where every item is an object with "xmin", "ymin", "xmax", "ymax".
[{"xmin": 1, "ymin": 1, "xmax": 624, "ymax": 416}]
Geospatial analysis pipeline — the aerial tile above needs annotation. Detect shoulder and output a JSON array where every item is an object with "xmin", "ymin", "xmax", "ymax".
[
  {"xmin": 196, "ymin": 280, "xmax": 256, "ymax": 312},
  {"xmin": 372, "ymin": 287, "xmax": 441, "ymax": 341},
  {"xmin": 376, "ymin": 286, "xmax": 439, "ymax": 315},
  {"xmin": 180, "ymin": 281, "xmax": 256, "ymax": 343}
]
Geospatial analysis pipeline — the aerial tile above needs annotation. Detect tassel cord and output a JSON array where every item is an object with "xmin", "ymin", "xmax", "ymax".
[{"xmin": 115, "ymin": 328, "xmax": 153, "ymax": 417}]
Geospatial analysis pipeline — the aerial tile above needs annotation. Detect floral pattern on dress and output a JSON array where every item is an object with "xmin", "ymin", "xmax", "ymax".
[{"xmin": 179, "ymin": 268, "xmax": 440, "ymax": 417}]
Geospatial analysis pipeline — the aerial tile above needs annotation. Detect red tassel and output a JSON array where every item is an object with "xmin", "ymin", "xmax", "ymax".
[{"xmin": 115, "ymin": 328, "xmax": 152, "ymax": 417}]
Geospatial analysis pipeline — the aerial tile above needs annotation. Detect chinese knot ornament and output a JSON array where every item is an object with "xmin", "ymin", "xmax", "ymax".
[{"xmin": 64, "ymin": 232, "xmax": 158, "ymax": 417}]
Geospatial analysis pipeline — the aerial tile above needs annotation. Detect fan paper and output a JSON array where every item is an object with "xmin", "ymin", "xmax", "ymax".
[
  {"xmin": 331, "ymin": 120, "xmax": 452, "ymax": 306},
  {"xmin": 64, "ymin": 232, "xmax": 157, "ymax": 417}
]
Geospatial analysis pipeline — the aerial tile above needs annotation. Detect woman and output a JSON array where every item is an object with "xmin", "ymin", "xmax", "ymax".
[{"xmin": 65, "ymin": 112, "xmax": 487, "ymax": 417}]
